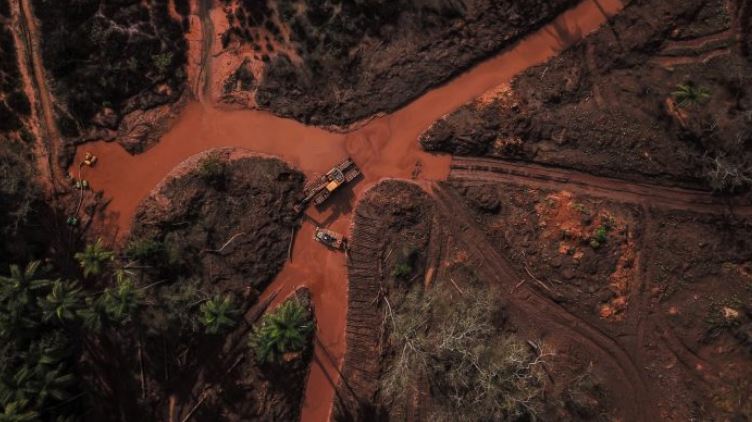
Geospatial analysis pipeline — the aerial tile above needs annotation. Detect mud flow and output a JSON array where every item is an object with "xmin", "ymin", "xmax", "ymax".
[{"xmin": 70, "ymin": 1, "xmax": 622, "ymax": 420}]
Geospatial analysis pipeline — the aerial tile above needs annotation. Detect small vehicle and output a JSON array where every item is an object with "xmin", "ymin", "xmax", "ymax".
[
  {"xmin": 313, "ymin": 227, "xmax": 346, "ymax": 250},
  {"xmin": 82, "ymin": 152, "xmax": 97, "ymax": 167}
]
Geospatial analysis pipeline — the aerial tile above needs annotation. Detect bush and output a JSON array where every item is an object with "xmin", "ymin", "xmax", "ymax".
[
  {"xmin": 590, "ymin": 226, "xmax": 608, "ymax": 249},
  {"xmin": 196, "ymin": 152, "xmax": 227, "ymax": 185},
  {"xmin": 705, "ymin": 154, "xmax": 752, "ymax": 192},
  {"xmin": 0, "ymin": 101, "xmax": 21, "ymax": 132},
  {"xmin": 7, "ymin": 90, "xmax": 31, "ymax": 116},
  {"xmin": 125, "ymin": 237, "xmax": 166, "ymax": 264},
  {"xmin": 672, "ymin": 82, "xmax": 711, "ymax": 108},
  {"xmin": 392, "ymin": 248, "xmax": 419, "ymax": 280}
]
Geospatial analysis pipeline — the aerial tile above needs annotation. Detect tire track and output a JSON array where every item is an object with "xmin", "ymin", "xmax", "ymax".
[
  {"xmin": 429, "ymin": 183, "xmax": 654, "ymax": 421},
  {"xmin": 450, "ymin": 156, "xmax": 752, "ymax": 216},
  {"xmin": 18, "ymin": 0, "xmax": 66, "ymax": 190},
  {"xmin": 196, "ymin": 0, "xmax": 214, "ymax": 102}
]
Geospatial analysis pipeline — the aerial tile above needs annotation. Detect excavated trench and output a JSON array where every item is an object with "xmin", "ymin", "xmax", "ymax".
[{"xmin": 65, "ymin": 0, "xmax": 627, "ymax": 420}]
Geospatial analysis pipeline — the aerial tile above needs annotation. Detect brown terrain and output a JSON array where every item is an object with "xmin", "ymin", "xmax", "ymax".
[
  {"xmin": 421, "ymin": 0, "xmax": 752, "ymax": 192},
  {"xmin": 3, "ymin": 0, "xmax": 752, "ymax": 420},
  {"xmin": 218, "ymin": 0, "xmax": 581, "ymax": 125}
]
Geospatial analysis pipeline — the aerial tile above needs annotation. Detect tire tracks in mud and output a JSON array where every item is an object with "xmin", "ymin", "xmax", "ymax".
[
  {"xmin": 635, "ymin": 210, "xmax": 722, "ymax": 387},
  {"xmin": 450, "ymin": 156, "xmax": 752, "ymax": 216},
  {"xmin": 195, "ymin": 0, "xmax": 214, "ymax": 102},
  {"xmin": 334, "ymin": 201, "xmax": 388, "ymax": 418},
  {"xmin": 428, "ymin": 183, "xmax": 653, "ymax": 421},
  {"xmin": 17, "ymin": 0, "xmax": 66, "ymax": 190}
]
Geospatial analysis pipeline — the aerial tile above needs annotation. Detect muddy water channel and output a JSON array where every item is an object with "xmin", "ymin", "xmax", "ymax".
[{"xmin": 72, "ymin": 0, "xmax": 623, "ymax": 420}]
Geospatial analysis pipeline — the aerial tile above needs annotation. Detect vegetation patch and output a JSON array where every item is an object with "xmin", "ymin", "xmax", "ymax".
[
  {"xmin": 250, "ymin": 295, "xmax": 313, "ymax": 365},
  {"xmin": 381, "ymin": 280, "xmax": 549, "ymax": 420},
  {"xmin": 32, "ymin": 0, "xmax": 188, "ymax": 138}
]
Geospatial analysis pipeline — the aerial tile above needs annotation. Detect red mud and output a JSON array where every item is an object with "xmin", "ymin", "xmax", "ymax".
[{"xmin": 71, "ymin": 1, "xmax": 623, "ymax": 420}]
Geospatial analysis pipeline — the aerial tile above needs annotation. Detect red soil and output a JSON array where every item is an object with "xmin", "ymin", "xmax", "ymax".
[{"xmin": 71, "ymin": 1, "xmax": 623, "ymax": 420}]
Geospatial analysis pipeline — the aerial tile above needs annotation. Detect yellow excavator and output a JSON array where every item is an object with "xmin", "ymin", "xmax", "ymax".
[{"xmin": 295, "ymin": 157, "xmax": 361, "ymax": 213}]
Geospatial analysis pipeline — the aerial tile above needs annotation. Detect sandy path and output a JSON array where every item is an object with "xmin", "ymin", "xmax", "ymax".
[{"xmin": 70, "ymin": 0, "xmax": 625, "ymax": 420}]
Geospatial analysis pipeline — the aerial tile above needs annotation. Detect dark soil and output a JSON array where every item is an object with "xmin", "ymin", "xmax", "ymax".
[
  {"xmin": 31, "ymin": 0, "xmax": 189, "ymax": 152},
  {"xmin": 450, "ymin": 179, "xmax": 752, "ymax": 420},
  {"xmin": 335, "ymin": 180, "xmax": 434, "ymax": 420},
  {"xmin": 224, "ymin": 0, "xmax": 578, "ymax": 125},
  {"xmin": 336, "ymin": 180, "xmax": 613, "ymax": 421},
  {"xmin": 129, "ymin": 150, "xmax": 304, "ymax": 296},
  {"xmin": 0, "ymin": 22, "xmax": 31, "ymax": 136},
  {"xmin": 421, "ymin": 0, "xmax": 752, "ymax": 191},
  {"xmin": 640, "ymin": 209, "xmax": 752, "ymax": 419},
  {"xmin": 0, "ymin": 141, "xmax": 52, "ymax": 272}
]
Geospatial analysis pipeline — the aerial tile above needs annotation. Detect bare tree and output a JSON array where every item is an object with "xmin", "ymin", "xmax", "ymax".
[
  {"xmin": 379, "ymin": 281, "xmax": 552, "ymax": 420},
  {"xmin": 705, "ymin": 154, "xmax": 752, "ymax": 192}
]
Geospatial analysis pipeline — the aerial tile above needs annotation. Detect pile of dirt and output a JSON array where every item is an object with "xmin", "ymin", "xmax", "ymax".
[
  {"xmin": 219, "ymin": 0, "xmax": 577, "ymax": 126},
  {"xmin": 129, "ymin": 148, "xmax": 304, "ymax": 296},
  {"xmin": 31, "ymin": 0, "xmax": 190, "ymax": 155},
  {"xmin": 421, "ymin": 0, "xmax": 752, "ymax": 191},
  {"xmin": 454, "ymin": 182, "xmax": 641, "ymax": 322}
]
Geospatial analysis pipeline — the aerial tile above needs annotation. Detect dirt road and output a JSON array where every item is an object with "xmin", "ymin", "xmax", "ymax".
[
  {"xmin": 17, "ymin": 0, "xmax": 65, "ymax": 190},
  {"xmin": 450, "ymin": 156, "xmax": 752, "ymax": 215}
]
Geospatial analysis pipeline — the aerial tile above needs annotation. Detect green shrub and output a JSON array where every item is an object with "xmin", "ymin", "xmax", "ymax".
[
  {"xmin": 392, "ymin": 261, "xmax": 413, "ymax": 279},
  {"xmin": 590, "ymin": 225, "xmax": 609, "ymax": 249},
  {"xmin": 152, "ymin": 52, "xmax": 173, "ymax": 77},
  {"xmin": 392, "ymin": 248, "xmax": 419, "ymax": 280},
  {"xmin": 672, "ymin": 82, "xmax": 711, "ymax": 108}
]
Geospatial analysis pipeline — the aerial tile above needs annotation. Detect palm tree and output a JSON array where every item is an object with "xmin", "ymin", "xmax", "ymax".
[
  {"xmin": 199, "ymin": 295, "xmax": 239, "ymax": 334},
  {"xmin": 32, "ymin": 364, "xmax": 76, "ymax": 404},
  {"xmin": 672, "ymin": 82, "xmax": 711, "ymax": 108},
  {"xmin": 250, "ymin": 299, "xmax": 313, "ymax": 364},
  {"xmin": 0, "ymin": 399, "xmax": 38, "ymax": 422},
  {"xmin": 0, "ymin": 262, "xmax": 50, "ymax": 335},
  {"xmin": 100, "ymin": 277, "xmax": 142, "ymax": 324},
  {"xmin": 74, "ymin": 239, "xmax": 114, "ymax": 278},
  {"xmin": 38, "ymin": 280, "xmax": 83, "ymax": 323}
]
